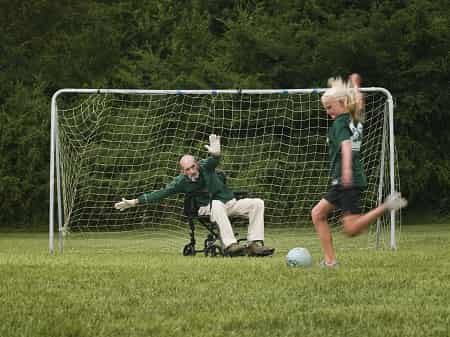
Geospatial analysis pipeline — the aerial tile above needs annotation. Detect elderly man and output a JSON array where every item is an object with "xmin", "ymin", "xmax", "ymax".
[{"xmin": 114, "ymin": 134, "xmax": 275, "ymax": 257}]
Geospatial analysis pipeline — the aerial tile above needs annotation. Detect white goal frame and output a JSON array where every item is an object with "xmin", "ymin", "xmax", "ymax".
[{"xmin": 49, "ymin": 88, "xmax": 397, "ymax": 253}]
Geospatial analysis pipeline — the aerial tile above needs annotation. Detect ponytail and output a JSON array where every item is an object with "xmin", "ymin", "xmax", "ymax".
[{"xmin": 322, "ymin": 77, "xmax": 364, "ymax": 122}]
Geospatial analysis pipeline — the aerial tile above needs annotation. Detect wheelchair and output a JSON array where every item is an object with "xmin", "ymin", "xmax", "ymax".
[{"xmin": 181, "ymin": 190, "xmax": 247, "ymax": 257}]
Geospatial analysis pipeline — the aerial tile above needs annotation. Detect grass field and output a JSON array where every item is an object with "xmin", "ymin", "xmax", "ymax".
[{"xmin": 1, "ymin": 224, "xmax": 449, "ymax": 337}]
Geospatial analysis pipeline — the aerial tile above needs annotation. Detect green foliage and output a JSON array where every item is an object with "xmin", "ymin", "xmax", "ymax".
[
  {"xmin": 0, "ymin": 82, "xmax": 49, "ymax": 224},
  {"xmin": 0, "ymin": 0, "xmax": 449, "ymax": 225}
]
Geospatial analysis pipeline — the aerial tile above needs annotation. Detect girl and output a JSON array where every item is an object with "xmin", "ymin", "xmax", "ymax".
[{"xmin": 311, "ymin": 74, "xmax": 407, "ymax": 267}]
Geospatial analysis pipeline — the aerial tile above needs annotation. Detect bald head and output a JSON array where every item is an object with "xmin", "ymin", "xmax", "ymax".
[
  {"xmin": 179, "ymin": 154, "xmax": 196, "ymax": 169},
  {"xmin": 179, "ymin": 154, "xmax": 199, "ymax": 181}
]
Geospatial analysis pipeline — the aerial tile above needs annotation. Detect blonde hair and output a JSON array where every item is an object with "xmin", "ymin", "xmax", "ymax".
[{"xmin": 321, "ymin": 76, "xmax": 364, "ymax": 122}]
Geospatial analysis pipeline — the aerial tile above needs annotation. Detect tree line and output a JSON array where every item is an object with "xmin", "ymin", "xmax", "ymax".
[{"xmin": 0, "ymin": 0, "xmax": 449, "ymax": 226}]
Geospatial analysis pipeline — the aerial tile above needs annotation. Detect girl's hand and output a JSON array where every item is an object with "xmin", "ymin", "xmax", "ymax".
[
  {"xmin": 341, "ymin": 140, "xmax": 353, "ymax": 188},
  {"xmin": 349, "ymin": 73, "xmax": 362, "ymax": 88},
  {"xmin": 342, "ymin": 169, "xmax": 353, "ymax": 188}
]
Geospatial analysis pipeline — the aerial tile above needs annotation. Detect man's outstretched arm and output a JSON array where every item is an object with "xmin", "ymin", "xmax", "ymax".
[{"xmin": 114, "ymin": 179, "xmax": 181, "ymax": 211}]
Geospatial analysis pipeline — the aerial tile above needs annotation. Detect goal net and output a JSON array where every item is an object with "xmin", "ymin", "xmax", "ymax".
[{"xmin": 49, "ymin": 89, "xmax": 400, "ymax": 253}]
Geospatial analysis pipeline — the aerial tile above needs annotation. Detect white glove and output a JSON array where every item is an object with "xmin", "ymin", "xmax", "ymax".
[
  {"xmin": 114, "ymin": 198, "xmax": 138, "ymax": 211},
  {"xmin": 204, "ymin": 134, "xmax": 221, "ymax": 156}
]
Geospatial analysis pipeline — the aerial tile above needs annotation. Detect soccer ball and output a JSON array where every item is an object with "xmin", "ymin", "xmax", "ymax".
[{"xmin": 285, "ymin": 247, "xmax": 313, "ymax": 267}]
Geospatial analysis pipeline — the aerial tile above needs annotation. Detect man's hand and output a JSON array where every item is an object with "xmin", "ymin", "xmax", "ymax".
[
  {"xmin": 204, "ymin": 134, "xmax": 221, "ymax": 156},
  {"xmin": 114, "ymin": 198, "xmax": 138, "ymax": 211}
]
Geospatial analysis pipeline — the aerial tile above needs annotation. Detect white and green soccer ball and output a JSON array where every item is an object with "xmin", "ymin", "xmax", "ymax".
[{"xmin": 285, "ymin": 247, "xmax": 313, "ymax": 267}]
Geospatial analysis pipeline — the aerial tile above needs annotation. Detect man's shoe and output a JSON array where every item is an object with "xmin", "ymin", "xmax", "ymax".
[
  {"xmin": 383, "ymin": 192, "xmax": 407, "ymax": 211},
  {"xmin": 224, "ymin": 243, "xmax": 246, "ymax": 256},
  {"xmin": 246, "ymin": 241, "xmax": 275, "ymax": 257}
]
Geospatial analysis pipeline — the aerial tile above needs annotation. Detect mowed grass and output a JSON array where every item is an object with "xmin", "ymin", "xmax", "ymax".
[{"xmin": 1, "ymin": 225, "xmax": 449, "ymax": 337}]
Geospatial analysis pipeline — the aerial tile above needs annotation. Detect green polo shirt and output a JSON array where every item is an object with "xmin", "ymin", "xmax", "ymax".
[
  {"xmin": 137, "ymin": 155, "xmax": 234, "ymax": 207},
  {"xmin": 327, "ymin": 113, "xmax": 367, "ymax": 188}
]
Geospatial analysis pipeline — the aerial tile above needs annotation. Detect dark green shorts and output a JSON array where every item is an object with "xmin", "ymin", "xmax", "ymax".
[{"xmin": 324, "ymin": 185, "xmax": 363, "ymax": 214}]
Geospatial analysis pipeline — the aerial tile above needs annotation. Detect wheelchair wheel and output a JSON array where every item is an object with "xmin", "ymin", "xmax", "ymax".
[
  {"xmin": 205, "ymin": 244, "xmax": 223, "ymax": 257},
  {"xmin": 182, "ymin": 243, "xmax": 196, "ymax": 256},
  {"xmin": 204, "ymin": 246, "xmax": 211, "ymax": 257},
  {"xmin": 212, "ymin": 245, "xmax": 223, "ymax": 256}
]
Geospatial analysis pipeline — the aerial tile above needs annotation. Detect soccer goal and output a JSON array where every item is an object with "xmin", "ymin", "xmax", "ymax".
[{"xmin": 49, "ymin": 88, "xmax": 400, "ymax": 253}]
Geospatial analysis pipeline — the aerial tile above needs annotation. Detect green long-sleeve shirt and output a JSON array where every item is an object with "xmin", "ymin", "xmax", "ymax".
[{"xmin": 137, "ymin": 155, "xmax": 234, "ymax": 207}]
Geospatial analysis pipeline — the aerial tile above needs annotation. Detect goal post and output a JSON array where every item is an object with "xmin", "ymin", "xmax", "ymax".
[{"xmin": 49, "ymin": 88, "xmax": 398, "ymax": 253}]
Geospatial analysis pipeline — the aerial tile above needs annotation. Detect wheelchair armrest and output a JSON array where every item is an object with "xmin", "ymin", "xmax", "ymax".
[{"xmin": 183, "ymin": 191, "xmax": 209, "ymax": 217}]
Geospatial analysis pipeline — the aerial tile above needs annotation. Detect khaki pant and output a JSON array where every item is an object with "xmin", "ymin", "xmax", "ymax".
[{"xmin": 198, "ymin": 198, "xmax": 265, "ymax": 248}]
